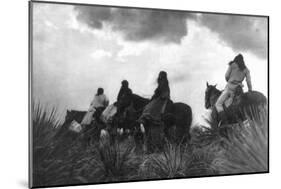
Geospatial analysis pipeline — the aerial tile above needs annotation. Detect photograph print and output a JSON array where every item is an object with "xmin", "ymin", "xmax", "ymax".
[{"xmin": 29, "ymin": 1, "xmax": 269, "ymax": 188}]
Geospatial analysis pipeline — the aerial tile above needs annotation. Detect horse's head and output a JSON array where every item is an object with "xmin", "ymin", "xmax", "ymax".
[
  {"xmin": 65, "ymin": 110, "xmax": 75, "ymax": 123},
  {"xmin": 205, "ymin": 82, "xmax": 218, "ymax": 109},
  {"xmin": 64, "ymin": 110, "xmax": 86, "ymax": 124}
]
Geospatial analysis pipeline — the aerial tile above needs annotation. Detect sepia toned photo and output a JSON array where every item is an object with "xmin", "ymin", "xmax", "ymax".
[{"xmin": 29, "ymin": 1, "xmax": 268, "ymax": 188}]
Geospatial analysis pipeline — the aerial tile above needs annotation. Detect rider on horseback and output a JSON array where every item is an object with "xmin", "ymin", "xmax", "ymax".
[
  {"xmin": 138, "ymin": 71, "xmax": 173, "ymax": 125},
  {"xmin": 215, "ymin": 54, "xmax": 252, "ymax": 123},
  {"xmin": 81, "ymin": 87, "xmax": 109, "ymax": 125},
  {"xmin": 117, "ymin": 80, "xmax": 132, "ymax": 102},
  {"xmin": 116, "ymin": 80, "xmax": 133, "ymax": 114}
]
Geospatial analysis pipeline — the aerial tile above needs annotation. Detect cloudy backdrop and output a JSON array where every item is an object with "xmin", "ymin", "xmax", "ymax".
[{"xmin": 32, "ymin": 2, "xmax": 268, "ymax": 124}]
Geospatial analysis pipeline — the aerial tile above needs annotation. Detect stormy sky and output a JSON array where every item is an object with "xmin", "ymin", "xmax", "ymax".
[{"xmin": 32, "ymin": 2, "xmax": 268, "ymax": 124}]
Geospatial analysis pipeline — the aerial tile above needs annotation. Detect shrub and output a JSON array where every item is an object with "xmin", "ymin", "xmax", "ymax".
[
  {"xmin": 139, "ymin": 142, "xmax": 188, "ymax": 179},
  {"xmin": 88, "ymin": 138, "xmax": 141, "ymax": 182},
  {"xmin": 31, "ymin": 103, "xmax": 268, "ymax": 186},
  {"xmin": 32, "ymin": 103, "xmax": 62, "ymax": 186},
  {"xmin": 209, "ymin": 106, "xmax": 268, "ymax": 174}
]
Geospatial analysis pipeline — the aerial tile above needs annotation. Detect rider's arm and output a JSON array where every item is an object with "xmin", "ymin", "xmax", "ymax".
[
  {"xmin": 104, "ymin": 96, "xmax": 109, "ymax": 107},
  {"xmin": 225, "ymin": 65, "xmax": 232, "ymax": 82},
  {"xmin": 117, "ymin": 89, "xmax": 122, "ymax": 102},
  {"xmin": 245, "ymin": 69, "xmax": 252, "ymax": 91}
]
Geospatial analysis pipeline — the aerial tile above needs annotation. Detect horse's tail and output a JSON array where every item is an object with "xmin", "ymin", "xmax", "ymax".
[
  {"xmin": 242, "ymin": 91, "xmax": 267, "ymax": 109},
  {"xmin": 185, "ymin": 105, "xmax": 192, "ymax": 139},
  {"xmin": 238, "ymin": 91, "xmax": 268, "ymax": 122},
  {"xmin": 187, "ymin": 105, "xmax": 193, "ymax": 127}
]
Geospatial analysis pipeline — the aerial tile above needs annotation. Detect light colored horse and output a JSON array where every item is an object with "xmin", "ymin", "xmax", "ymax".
[
  {"xmin": 100, "ymin": 104, "xmax": 118, "ymax": 138},
  {"xmin": 100, "ymin": 104, "xmax": 117, "ymax": 124}
]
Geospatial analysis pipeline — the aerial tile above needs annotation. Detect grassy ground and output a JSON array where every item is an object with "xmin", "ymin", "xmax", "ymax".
[{"xmin": 31, "ymin": 104, "xmax": 268, "ymax": 188}]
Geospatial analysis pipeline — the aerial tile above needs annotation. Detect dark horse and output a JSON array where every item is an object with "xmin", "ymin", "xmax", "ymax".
[
  {"xmin": 55, "ymin": 110, "xmax": 86, "ymax": 139},
  {"xmin": 115, "ymin": 93, "xmax": 150, "ymax": 132},
  {"xmin": 55, "ymin": 110, "xmax": 105, "ymax": 147},
  {"xmin": 140, "ymin": 102, "xmax": 192, "ymax": 152},
  {"xmin": 117, "ymin": 92, "xmax": 192, "ymax": 152},
  {"xmin": 205, "ymin": 82, "xmax": 267, "ymax": 124}
]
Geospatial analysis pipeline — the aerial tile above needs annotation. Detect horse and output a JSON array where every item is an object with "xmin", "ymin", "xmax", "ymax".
[
  {"xmin": 116, "ymin": 92, "xmax": 192, "ymax": 152},
  {"xmin": 115, "ymin": 93, "xmax": 150, "ymax": 132},
  {"xmin": 100, "ymin": 104, "xmax": 117, "ymax": 124},
  {"xmin": 54, "ymin": 110, "xmax": 86, "ymax": 139},
  {"xmin": 98, "ymin": 94, "xmax": 149, "ymax": 143},
  {"xmin": 205, "ymin": 82, "xmax": 267, "ymax": 125},
  {"xmin": 137, "ymin": 101, "xmax": 192, "ymax": 152},
  {"xmin": 99, "ymin": 104, "xmax": 122, "ymax": 141},
  {"xmin": 55, "ymin": 109, "xmax": 107, "ymax": 148}
]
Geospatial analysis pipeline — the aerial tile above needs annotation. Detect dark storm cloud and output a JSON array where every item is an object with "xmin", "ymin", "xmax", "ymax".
[
  {"xmin": 198, "ymin": 14, "xmax": 268, "ymax": 59},
  {"xmin": 74, "ymin": 6, "xmax": 267, "ymax": 59},
  {"xmin": 74, "ymin": 6, "xmax": 196, "ymax": 43}
]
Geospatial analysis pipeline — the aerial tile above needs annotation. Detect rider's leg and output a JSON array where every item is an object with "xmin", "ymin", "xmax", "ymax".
[
  {"xmin": 215, "ymin": 89, "xmax": 231, "ymax": 123},
  {"xmin": 215, "ymin": 90, "xmax": 230, "ymax": 113},
  {"xmin": 224, "ymin": 91, "xmax": 235, "ymax": 108}
]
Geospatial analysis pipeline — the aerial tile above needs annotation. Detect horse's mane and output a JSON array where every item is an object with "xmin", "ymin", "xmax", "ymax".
[
  {"xmin": 205, "ymin": 85, "xmax": 222, "ymax": 109},
  {"xmin": 64, "ymin": 109, "xmax": 87, "ymax": 124},
  {"xmin": 211, "ymin": 87, "xmax": 222, "ymax": 97},
  {"xmin": 131, "ymin": 93, "xmax": 150, "ymax": 103},
  {"xmin": 131, "ymin": 93, "xmax": 150, "ymax": 110}
]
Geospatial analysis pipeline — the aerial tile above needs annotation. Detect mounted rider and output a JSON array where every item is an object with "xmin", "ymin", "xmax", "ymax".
[
  {"xmin": 117, "ymin": 80, "xmax": 132, "ymax": 102},
  {"xmin": 116, "ymin": 80, "xmax": 133, "ymax": 114},
  {"xmin": 215, "ymin": 54, "xmax": 252, "ymax": 122},
  {"xmin": 138, "ymin": 71, "xmax": 172, "ymax": 125},
  {"xmin": 81, "ymin": 87, "xmax": 109, "ymax": 125}
]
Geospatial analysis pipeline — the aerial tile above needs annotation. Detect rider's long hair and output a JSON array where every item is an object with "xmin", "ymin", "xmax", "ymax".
[
  {"xmin": 96, "ymin": 88, "xmax": 104, "ymax": 96},
  {"xmin": 157, "ymin": 71, "xmax": 169, "ymax": 85},
  {"xmin": 121, "ymin": 80, "xmax": 129, "ymax": 88},
  {"xmin": 229, "ymin": 54, "xmax": 246, "ymax": 71}
]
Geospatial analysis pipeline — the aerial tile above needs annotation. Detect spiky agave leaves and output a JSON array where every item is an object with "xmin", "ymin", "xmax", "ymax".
[
  {"xmin": 32, "ymin": 102, "xmax": 60, "ymax": 162},
  {"xmin": 139, "ymin": 141, "xmax": 220, "ymax": 179},
  {"xmin": 32, "ymin": 102, "xmax": 60, "ymax": 147},
  {"xmin": 32, "ymin": 103, "xmax": 90, "ymax": 186},
  {"xmin": 188, "ymin": 126, "xmax": 229, "ymax": 177},
  {"xmin": 186, "ymin": 145, "xmax": 222, "ymax": 177},
  {"xmin": 139, "ymin": 142, "xmax": 189, "ymax": 179},
  {"xmin": 32, "ymin": 103, "xmax": 63, "ymax": 186},
  {"xmin": 33, "ymin": 144, "xmax": 100, "ymax": 186},
  {"xmin": 212, "ymin": 107, "xmax": 268, "ymax": 174},
  {"xmin": 90, "ymin": 139, "xmax": 141, "ymax": 182}
]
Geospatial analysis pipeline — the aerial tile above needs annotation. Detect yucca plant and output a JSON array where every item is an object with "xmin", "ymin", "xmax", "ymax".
[
  {"xmin": 138, "ymin": 141, "xmax": 219, "ymax": 179},
  {"xmin": 32, "ymin": 102, "xmax": 60, "ymax": 149},
  {"xmin": 33, "ymin": 142, "xmax": 99, "ymax": 186},
  {"xmin": 212, "ymin": 106, "xmax": 268, "ymax": 174},
  {"xmin": 186, "ymin": 142, "xmax": 223, "ymax": 177},
  {"xmin": 88, "ymin": 138, "xmax": 141, "ymax": 182},
  {"xmin": 32, "ymin": 103, "xmax": 62, "ymax": 186},
  {"xmin": 32, "ymin": 103, "xmax": 90, "ymax": 186},
  {"xmin": 139, "ymin": 142, "xmax": 189, "ymax": 179}
]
